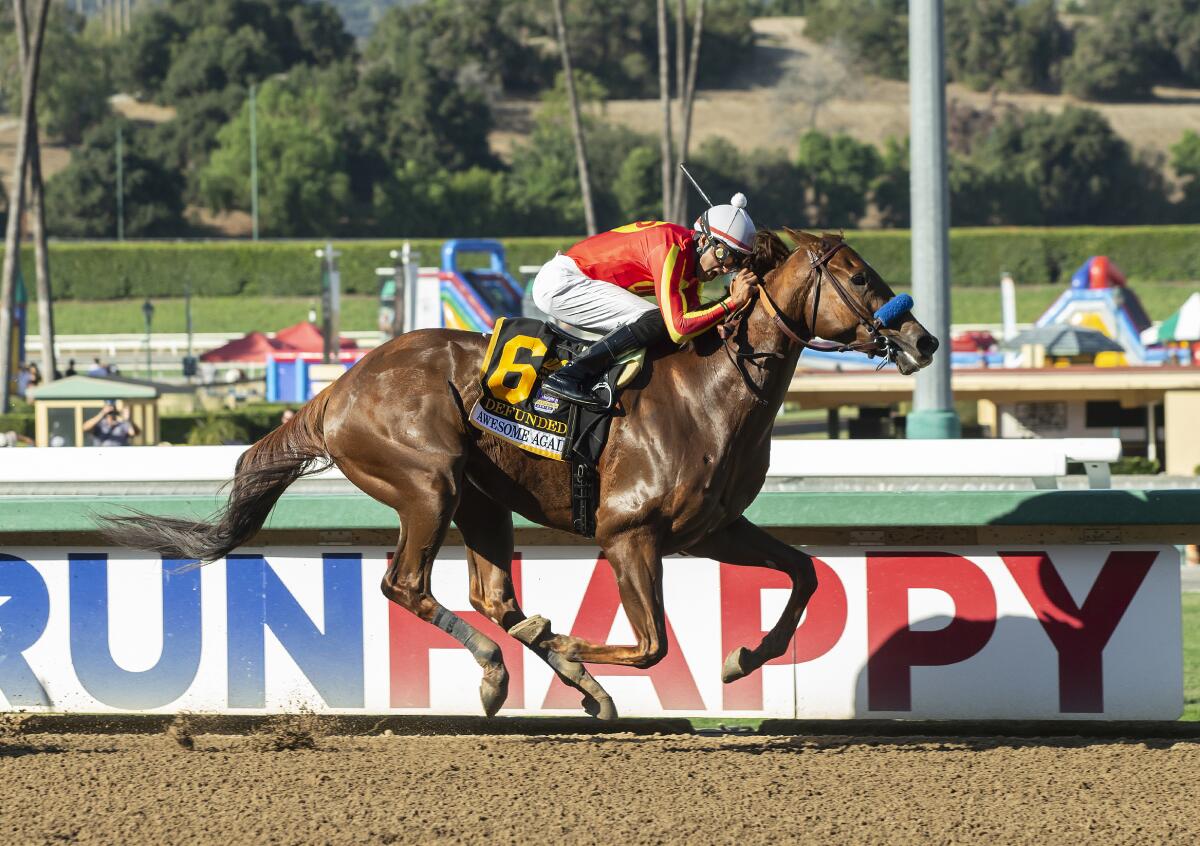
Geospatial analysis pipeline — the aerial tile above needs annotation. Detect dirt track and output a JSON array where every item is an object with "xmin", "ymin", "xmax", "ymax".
[{"xmin": 3, "ymin": 726, "xmax": 1200, "ymax": 844}]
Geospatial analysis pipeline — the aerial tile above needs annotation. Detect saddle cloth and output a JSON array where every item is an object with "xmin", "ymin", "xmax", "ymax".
[{"xmin": 468, "ymin": 316, "xmax": 643, "ymax": 462}]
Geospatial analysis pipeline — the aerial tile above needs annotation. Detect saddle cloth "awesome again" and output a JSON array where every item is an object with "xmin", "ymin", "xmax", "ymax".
[{"xmin": 469, "ymin": 317, "xmax": 583, "ymax": 460}]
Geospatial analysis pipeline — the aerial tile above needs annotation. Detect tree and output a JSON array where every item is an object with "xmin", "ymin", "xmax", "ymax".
[
  {"xmin": 871, "ymin": 136, "xmax": 910, "ymax": 227},
  {"xmin": 356, "ymin": 6, "xmax": 497, "ymax": 173},
  {"xmin": 670, "ymin": 0, "xmax": 704, "ymax": 222},
  {"xmin": 656, "ymin": 0, "xmax": 672, "ymax": 219},
  {"xmin": 794, "ymin": 130, "xmax": 880, "ymax": 227},
  {"xmin": 199, "ymin": 76, "xmax": 350, "ymax": 236},
  {"xmin": 944, "ymin": 0, "xmax": 1067, "ymax": 93},
  {"xmin": 1, "ymin": 6, "xmax": 112, "ymax": 144},
  {"xmin": 1170, "ymin": 129, "xmax": 1200, "ymax": 220},
  {"xmin": 804, "ymin": 0, "xmax": 907, "ymax": 80},
  {"xmin": 117, "ymin": 0, "xmax": 353, "ymax": 201},
  {"xmin": 613, "ymin": 145, "xmax": 661, "ymax": 222},
  {"xmin": 1061, "ymin": 0, "xmax": 1200, "ymax": 101},
  {"xmin": 552, "ymin": 0, "xmax": 596, "ymax": 235},
  {"xmin": 45, "ymin": 118, "xmax": 186, "ymax": 237},
  {"xmin": 0, "ymin": 0, "xmax": 49, "ymax": 412},
  {"xmin": 968, "ymin": 107, "xmax": 1161, "ymax": 225}
]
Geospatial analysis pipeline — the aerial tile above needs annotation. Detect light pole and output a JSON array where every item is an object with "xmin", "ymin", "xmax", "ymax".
[
  {"xmin": 116, "ymin": 123, "xmax": 125, "ymax": 242},
  {"xmin": 249, "ymin": 82, "xmax": 259, "ymax": 241},
  {"xmin": 141, "ymin": 298, "xmax": 154, "ymax": 379},
  {"xmin": 907, "ymin": 0, "xmax": 960, "ymax": 438}
]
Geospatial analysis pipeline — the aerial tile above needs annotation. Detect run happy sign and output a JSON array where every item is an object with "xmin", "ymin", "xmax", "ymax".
[{"xmin": 0, "ymin": 546, "xmax": 1181, "ymax": 719}]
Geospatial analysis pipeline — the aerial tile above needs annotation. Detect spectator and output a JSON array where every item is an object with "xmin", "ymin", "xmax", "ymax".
[
  {"xmin": 15, "ymin": 363, "xmax": 30, "ymax": 398},
  {"xmin": 83, "ymin": 400, "xmax": 140, "ymax": 446},
  {"xmin": 281, "ymin": 408, "xmax": 296, "ymax": 425},
  {"xmin": 65, "ymin": 358, "xmax": 77, "ymax": 376},
  {"xmin": 24, "ymin": 362, "xmax": 41, "ymax": 401},
  {"xmin": 87, "ymin": 357, "xmax": 107, "ymax": 376}
]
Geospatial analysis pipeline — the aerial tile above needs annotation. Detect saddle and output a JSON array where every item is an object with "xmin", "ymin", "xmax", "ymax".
[{"xmin": 469, "ymin": 317, "xmax": 644, "ymax": 537}]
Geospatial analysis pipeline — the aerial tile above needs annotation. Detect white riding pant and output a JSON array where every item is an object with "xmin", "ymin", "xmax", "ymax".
[{"xmin": 531, "ymin": 253, "xmax": 657, "ymax": 333}]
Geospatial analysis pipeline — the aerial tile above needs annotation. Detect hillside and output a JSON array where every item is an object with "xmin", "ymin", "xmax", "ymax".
[{"xmin": 491, "ymin": 17, "xmax": 1200, "ymax": 172}]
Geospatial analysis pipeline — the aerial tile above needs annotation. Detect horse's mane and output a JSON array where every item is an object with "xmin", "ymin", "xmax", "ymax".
[{"xmin": 748, "ymin": 228, "xmax": 847, "ymax": 279}]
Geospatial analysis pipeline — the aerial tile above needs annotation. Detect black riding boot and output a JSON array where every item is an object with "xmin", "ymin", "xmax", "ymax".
[{"xmin": 543, "ymin": 311, "xmax": 667, "ymax": 409}]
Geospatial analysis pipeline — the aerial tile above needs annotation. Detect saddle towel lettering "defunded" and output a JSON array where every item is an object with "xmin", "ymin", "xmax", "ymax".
[{"xmin": 469, "ymin": 317, "xmax": 575, "ymax": 460}]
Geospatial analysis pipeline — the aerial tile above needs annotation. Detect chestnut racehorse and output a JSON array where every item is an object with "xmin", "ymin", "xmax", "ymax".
[{"xmin": 102, "ymin": 229, "xmax": 938, "ymax": 719}]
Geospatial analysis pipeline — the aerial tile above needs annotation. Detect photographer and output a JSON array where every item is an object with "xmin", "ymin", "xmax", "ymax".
[{"xmin": 82, "ymin": 400, "xmax": 140, "ymax": 447}]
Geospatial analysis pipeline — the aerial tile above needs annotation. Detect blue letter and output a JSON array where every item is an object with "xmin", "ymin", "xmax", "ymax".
[
  {"xmin": 0, "ymin": 554, "xmax": 50, "ymax": 705},
  {"xmin": 226, "ymin": 554, "xmax": 363, "ymax": 708},
  {"xmin": 69, "ymin": 554, "xmax": 202, "ymax": 709}
]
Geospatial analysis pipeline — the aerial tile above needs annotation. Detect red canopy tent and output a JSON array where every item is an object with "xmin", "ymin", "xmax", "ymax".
[
  {"xmin": 200, "ymin": 331, "xmax": 287, "ymax": 363},
  {"xmin": 275, "ymin": 322, "xmax": 357, "ymax": 353}
]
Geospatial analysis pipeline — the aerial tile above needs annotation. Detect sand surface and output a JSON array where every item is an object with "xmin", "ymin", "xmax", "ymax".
[{"xmin": 3, "ymin": 726, "xmax": 1199, "ymax": 845}]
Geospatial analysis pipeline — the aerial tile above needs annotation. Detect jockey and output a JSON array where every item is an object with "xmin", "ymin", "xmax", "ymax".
[{"xmin": 533, "ymin": 193, "xmax": 760, "ymax": 408}]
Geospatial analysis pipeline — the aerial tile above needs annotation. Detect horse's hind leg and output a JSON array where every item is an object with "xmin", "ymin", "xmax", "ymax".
[
  {"xmin": 356, "ymin": 458, "xmax": 510, "ymax": 717},
  {"xmin": 456, "ymin": 484, "xmax": 618, "ymax": 719},
  {"xmin": 687, "ymin": 516, "xmax": 817, "ymax": 683}
]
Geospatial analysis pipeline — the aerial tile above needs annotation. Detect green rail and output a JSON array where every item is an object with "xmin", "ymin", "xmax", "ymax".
[{"xmin": 3, "ymin": 489, "xmax": 1198, "ymax": 534}]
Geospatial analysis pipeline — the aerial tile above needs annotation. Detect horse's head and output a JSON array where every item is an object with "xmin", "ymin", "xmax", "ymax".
[{"xmin": 750, "ymin": 229, "xmax": 938, "ymax": 375}]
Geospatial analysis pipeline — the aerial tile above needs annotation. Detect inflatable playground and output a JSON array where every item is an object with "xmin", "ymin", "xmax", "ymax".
[
  {"xmin": 1033, "ymin": 256, "xmax": 1157, "ymax": 365},
  {"xmin": 380, "ymin": 238, "xmax": 526, "ymax": 333},
  {"xmin": 803, "ymin": 255, "xmax": 1174, "ymax": 371}
]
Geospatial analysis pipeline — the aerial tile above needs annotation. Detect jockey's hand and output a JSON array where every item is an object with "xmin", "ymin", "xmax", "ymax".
[{"xmin": 728, "ymin": 268, "xmax": 759, "ymax": 305}]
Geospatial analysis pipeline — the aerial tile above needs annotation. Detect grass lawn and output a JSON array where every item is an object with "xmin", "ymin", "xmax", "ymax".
[
  {"xmin": 24, "ymin": 282, "xmax": 1200, "ymax": 336},
  {"xmin": 26, "ymin": 295, "xmax": 385, "ymax": 336},
  {"xmin": 1184, "ymin": 594, "xmax": 1200, "ymax": 721},
  {"xmin": 894, "ymin": 281, "xmax": 1200, "ymax": 326}
]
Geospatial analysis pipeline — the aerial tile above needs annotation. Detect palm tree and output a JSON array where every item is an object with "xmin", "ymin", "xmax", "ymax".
[
  {"xmin": 0, "ymin": 0, "xmax": 52, "ymax": 411},
  {"xmin": 657, "ymin": 0, "xmax": 673, "ymax": 220},
  {"xmin": 672, "ymin": 0, "xmax": 705, "ymax": 223},
  {"xmin": 551, "ymin": 0, "xmax": 597, "ymax": 236}
]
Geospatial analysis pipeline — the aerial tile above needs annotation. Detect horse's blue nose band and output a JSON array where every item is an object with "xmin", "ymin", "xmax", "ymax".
[{"xmin": 874, "ymin": 294, "xmax": 913, "ymax": 328}]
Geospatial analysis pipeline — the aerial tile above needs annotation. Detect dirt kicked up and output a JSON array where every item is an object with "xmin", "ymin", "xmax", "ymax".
[{"xmin": 3, "ymin": 721, "xmax": 1200, "ymax": 845}]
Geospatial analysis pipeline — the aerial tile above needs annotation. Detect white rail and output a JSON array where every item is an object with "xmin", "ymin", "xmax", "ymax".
[{"xmin": 0, "ymin": 439, "xmax": 1122, "ymax": 488}]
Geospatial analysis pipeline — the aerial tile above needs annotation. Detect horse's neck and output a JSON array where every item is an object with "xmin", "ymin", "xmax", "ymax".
[{"xmin": 676, "ymin": 303, "xmax": 804, "ymax": 439}]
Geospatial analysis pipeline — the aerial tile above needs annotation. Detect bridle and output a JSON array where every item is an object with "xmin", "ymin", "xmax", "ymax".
[
  {"xmin": 718, "ymin": 237, "xmax": 911, "ymax": 403},
  {"xmin": 759, "ymin": 239, "xmax": 905, "ymax": 361}
]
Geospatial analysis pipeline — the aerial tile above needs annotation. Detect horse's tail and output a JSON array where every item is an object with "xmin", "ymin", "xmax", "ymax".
[{"xmin": 99, "ymin": 389, "xmax": 333, "ymax": 563}]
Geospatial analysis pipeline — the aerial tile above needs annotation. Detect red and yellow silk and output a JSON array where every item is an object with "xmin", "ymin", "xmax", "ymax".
[{"xmin": 564, "ymin": 221, "xmax": 733, "ymax": 344}]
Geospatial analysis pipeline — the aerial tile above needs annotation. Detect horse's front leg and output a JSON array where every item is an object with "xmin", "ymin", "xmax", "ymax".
[
  {"xmin": 542, "ymin": 528, "xmax": 669, "ymax": 669},
  {"xmin": 687, "ymin": 516, "xmax": 817, "ymax": 683}
]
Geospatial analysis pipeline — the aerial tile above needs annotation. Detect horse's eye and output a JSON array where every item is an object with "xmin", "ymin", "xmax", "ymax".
[{"xmin": 850, "ymin": 273, "xmax": 867, "ymax": 286}]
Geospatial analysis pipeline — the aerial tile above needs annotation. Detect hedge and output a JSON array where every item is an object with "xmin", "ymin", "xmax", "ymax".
[
  {"xmin": 4, "ymin": 238, "xmax": 574, "ymax": 300},
  {"xmin": 160, "ymin": 403, "xmax": 295, "ymax": 445},
  {"xmin": 5, "ymin": 226, "xmax": 1200, "ymax": 300}
]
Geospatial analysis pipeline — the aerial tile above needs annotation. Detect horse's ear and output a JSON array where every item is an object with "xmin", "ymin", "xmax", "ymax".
[{"xmin": 782, "ymin": 227, "xmax": 812, "ymax": 249}]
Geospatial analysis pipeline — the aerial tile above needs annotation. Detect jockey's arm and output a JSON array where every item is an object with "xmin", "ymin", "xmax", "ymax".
[{"xmin": 654, "ymin": 244, "xmax": 741, "ymax": 344}]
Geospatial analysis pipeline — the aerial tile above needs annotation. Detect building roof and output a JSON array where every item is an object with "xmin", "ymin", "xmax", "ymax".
[{"xmin": 31, "ymin": 375, "xmax": 159, "ymax": 400}]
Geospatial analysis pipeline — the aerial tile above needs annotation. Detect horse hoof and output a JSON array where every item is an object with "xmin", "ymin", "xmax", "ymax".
[
  {"xmin": 480, "ymin": 668, "xmax": 509, "ymax": 717},
  {"xmin": 721, "ymin": 646, "xmax": 753, "ymax": 684},
  {"xmin": 508, "ymin": 615, "xmax": 552, "ymax": 647},
  {"xmin": 583, "ymin": 694, "xmax": 618, "ymax": 721}
]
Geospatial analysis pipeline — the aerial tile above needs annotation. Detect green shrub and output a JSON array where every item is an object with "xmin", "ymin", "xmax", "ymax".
[
  {"xmin": 185, "ymin": 415, "xmax": 249, "ymax": 446},
  {"xmin": 11, "ymin": 227, "xmax": 1200, "ymax": 303},
  {"xmin": 1111, "ymin": 456, "xmax": 1161, "ymax": 476},
  {"xmin": 161, "ymin": 403, "xmax": 295, "ymax": 445},
  {"xmin": 0, "ymin": 412, "xmax": 35, "ymax": 438}
]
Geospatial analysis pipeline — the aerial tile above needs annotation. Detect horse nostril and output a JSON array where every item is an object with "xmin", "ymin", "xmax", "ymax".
[{"xmin": 916, "ymin": 334, "xmax": 939, "ymax": 359}]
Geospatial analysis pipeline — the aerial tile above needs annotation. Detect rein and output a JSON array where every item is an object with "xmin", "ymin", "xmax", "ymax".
[{"xmin": 718, "ymin": 238, "xmax": 910, "ymax": 403}]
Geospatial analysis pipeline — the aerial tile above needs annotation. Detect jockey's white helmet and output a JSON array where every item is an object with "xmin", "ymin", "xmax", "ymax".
[{"xmin": 694, "ymin": 192, "xmax": 755, "ymax": 254}]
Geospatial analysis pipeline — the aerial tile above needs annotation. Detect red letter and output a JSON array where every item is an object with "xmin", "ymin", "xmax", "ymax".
[
  {"xmin": 1002, "ymin": 550, "xmax": 1156, "ymax": 713},
  {"xmin": 389, "ymin": 557, "xmax": 526, "ymax": 709},
  {"xmin": 720, "ymin": 558, "xmax": 847, "ymax": 710},
  {"xmin": 867, "ymin": 552, "xmax": 996, "ymax": 711},
  {"xmin": 542, "ymin": 557, "xmax": 705, "ymax": 711}
]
